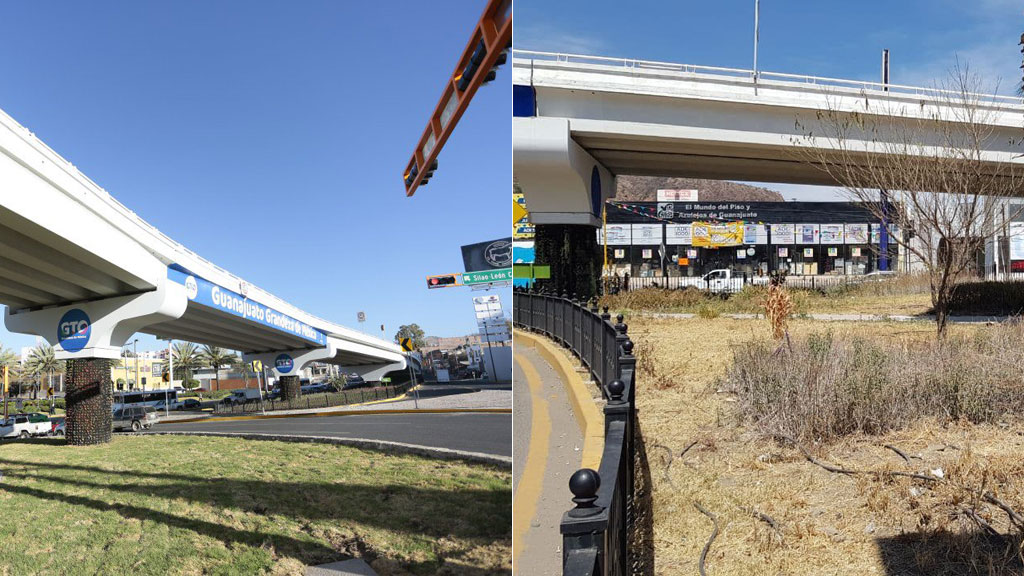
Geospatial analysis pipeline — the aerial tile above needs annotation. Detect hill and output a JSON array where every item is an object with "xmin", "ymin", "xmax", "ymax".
[{"xmin": 615, "ymin": 176, "xmax": 785, "ymax": 202}]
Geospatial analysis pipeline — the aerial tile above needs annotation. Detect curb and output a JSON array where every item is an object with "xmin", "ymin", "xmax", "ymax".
[
  {"xmin": 169, "ymin": 407, "xmax": 510, "ymax": 424},
  {"xmin": 514, "ymin": 329, "xmax": 604, "ymax": 470},
  {"xmin": 143, "ymin": 431, "xmax": 512, "ymax": 468}
]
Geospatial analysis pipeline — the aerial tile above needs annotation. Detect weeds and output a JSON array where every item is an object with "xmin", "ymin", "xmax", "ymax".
[{"xmin": 722, "ymin": 321, "xmax": 1024, "ymax": 443}]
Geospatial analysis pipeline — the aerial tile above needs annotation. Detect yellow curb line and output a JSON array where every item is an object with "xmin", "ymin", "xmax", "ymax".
[
  {"xmin": 169, "ymin": 407, "xmax": 510, "ymax": 424},
  {"xmin": 511, "ymin": 352, "xmax": 551, "ymax": 568},
  {"xmin": 514, "ymin": 329, "xmax": 604, "ymax": 471}
]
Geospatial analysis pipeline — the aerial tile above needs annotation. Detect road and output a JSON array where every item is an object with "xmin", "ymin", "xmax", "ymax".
[{"xmin": 152, "ymin": 411, "xmax": 512, "ymax": 457}]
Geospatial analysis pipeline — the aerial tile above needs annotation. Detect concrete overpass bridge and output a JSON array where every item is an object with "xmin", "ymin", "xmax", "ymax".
[
  {"xmin": 512, "ymin": 50, "xmax": 1024, "ymax": 226},
  {"xmin": 0, "ymin": 105, "xmax": 405, "ymax": 444}
]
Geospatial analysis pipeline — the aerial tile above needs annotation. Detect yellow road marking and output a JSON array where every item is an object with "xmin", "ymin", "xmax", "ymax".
[{"xmin": 512, "ymin": 352, "xmax": 551, "ymax": 572}]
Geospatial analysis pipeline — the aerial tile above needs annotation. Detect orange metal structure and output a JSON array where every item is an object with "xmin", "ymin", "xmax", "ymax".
[{"xmin": 403, "ymin": 0, "xmax": 512, "ymax": 196}]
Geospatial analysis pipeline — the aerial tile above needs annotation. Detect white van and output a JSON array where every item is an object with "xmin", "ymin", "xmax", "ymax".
[{"xmin": 225, "ymin": 388, "xmax": 263, "ymax": 405}]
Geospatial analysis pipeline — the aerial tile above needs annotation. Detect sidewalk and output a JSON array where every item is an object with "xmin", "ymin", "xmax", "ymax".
[
  {"xmin": 512, "ymin": 347, "xmax": 585, "ymax": 576},
  {"xmin": 163, "ymin": 385, "xmax": 512, "ymax": 422}
]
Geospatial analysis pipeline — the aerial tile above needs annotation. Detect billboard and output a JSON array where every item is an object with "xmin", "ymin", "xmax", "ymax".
[
  {"xmin": 666, "ymin": 224, "xmax": 692, "ymax": 245},
  {"xmin": 657, "ymin": 189, "xmax": 698, "ymax": 202},
  {"xmin": 461, "ymin": 238, "xmax": 513, "ymax": 272},
  {"xmin": 691, "ymin": 221, "xmax": 743, "ymax": 248},
  {"xmin": 630, "ymin": 224, "xmax": 663, "ymax": 245}
]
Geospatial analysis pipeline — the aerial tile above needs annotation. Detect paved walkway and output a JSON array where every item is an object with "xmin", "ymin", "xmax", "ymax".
[{"xmin": 512, "ymin": 348, "xmax": 583, "ymax": 576}]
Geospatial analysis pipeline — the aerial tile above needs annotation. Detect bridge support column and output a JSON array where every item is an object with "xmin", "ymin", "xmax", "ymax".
[
  {"xmin": 65, "ymin": 358, "xmax": 113, "ymax": 446},
  {"xmin": 535, "ymin": 224, "xmax": 600, "ymax": 300},
  {"xmin": 278, "ymin": 375, "xmax": 301, "ymax": 401},
  {"xmin": 243, "ymin": 344, "xmax": 337, "ymax": 399},
  {"xmin": 4, "ymin": 280, "xmax": 186, "ymax": 445}
]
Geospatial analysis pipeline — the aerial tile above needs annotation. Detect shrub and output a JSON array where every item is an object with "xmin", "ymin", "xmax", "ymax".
[
  {"xmin": 942, "ymin": 281, "xmax": 1024, "ymax": 316},
  {"xmin": 721, "ymin": 322, "xmax": 1024, "ymax": 443}
]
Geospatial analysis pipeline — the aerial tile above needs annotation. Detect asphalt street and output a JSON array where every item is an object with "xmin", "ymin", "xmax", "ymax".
[{"xmin": 153, "ymin": 411, "xmax": 512, "ymax": 457}]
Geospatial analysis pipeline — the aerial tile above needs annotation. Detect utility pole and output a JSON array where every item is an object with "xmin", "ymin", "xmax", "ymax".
[
  {"xmin": 133, "ymin": 339, "xmax": 140, "ymax": 392},
  {"xmin": 752, "ymin": 0, "xmax": 760, "ymax": 95},
  {"xmin": 882, "ymin": 49, "xmax": 889, "ymax": 91},
  {"xmin": 165, "ymin": 339, "xmax": 173, "ymax": 416}
]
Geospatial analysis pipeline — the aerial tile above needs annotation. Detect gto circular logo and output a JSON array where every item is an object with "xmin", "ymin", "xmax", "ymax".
[
  {"xmin": 185, "ymin": 276, "xmax": 199, "ymax": 300},
  {"xmin": 274, "ymin": 354, "xmax": 294, "ymax": 374},
  {"xmin": 484, "ymin": 239, "xmax": 512, "ymax": 269},
  {"xmin": 57, "ymin": 309, "xmax": 91, "ymax": 353}
]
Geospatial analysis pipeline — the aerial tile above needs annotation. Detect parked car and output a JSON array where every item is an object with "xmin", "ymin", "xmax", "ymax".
[
  {"xmin": 174, "ymin": 398, "xmax": 202, "ymax": 411},
  {"xmin": 112, "ymin": 406, "xmax": 158, "ymax": 432},
  {"xmin": 342, "ymin": 373, "xmax": 368, "ymax": 390},
  {"xmin": 0, "ymin": 413, "xmax": 52, "ymax": 439},
  {"xmin": 51, "ymin": 417, "xmax": 66, "ymax": 437}
]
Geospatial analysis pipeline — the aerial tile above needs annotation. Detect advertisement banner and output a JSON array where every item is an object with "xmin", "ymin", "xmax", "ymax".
[
  {"xmin": 743, "ymin": 223, "xmax": 768, "ymax": 245},
  {"xmin": 870, "ymin": 224, "xmax": 899, "ymax": 244},
  {"xmin": 691, "ymin": 221, "xmax": 743, "ymax": 248},
  {"xmin": 631, "ymin": 223, "xmax": 663, "ymax": 245},
  {"xmin": 820, "ymin": 224, "xmax": 844, "ymax": 244},
  {"xmin": 461, "ymin": 238, "xmax": 513, "ymax": 272},
  {"xmin": 845, "ymin": 223, "xmax": 869, "ymax": 244},
  {"xmin": 657, "ymin": 203, "xmax": 675, "ymax": 218},
  {"xmin": 665, "ymin": 224, "xmax": 692, "ymax": 245},
  {"xmin": 1010, "ymin": 222, "xmax": 1024, "ymax": 260},
  {"xmin": 771, "ymin": 223, "xmax": 796, "ymax": 244},
  {"xmin": 512, "ymin": 241, "xmax": 535, "ymax": 264},
  {"xmin": 798, "ymin": 224, "xmax": 820, "ymax": 244},
  {"xmin": 600, "ymin": 225, "xmax": 631, "ymax": 245}
]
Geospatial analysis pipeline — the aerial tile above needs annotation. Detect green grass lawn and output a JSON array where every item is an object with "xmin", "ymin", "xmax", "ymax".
[{"xmin": 0, "ymin": 436, "xmax": 511, "ymax": 575}]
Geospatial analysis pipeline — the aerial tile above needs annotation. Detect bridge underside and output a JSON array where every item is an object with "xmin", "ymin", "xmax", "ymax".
[
  {"xmin": 146, "ymin": 304, "xmax": 316, "ymax": 354},
  {"xmin": 0, "ymin": 206, "xmax": 154, "ymax": 312}
]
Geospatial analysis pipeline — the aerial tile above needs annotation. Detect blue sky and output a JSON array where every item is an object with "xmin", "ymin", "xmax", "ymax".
[
  {"xmin": 515, "ymin": 0, "xmax": 1023, "ymax": 200},
  {"xmin": 0, "ymin": 1, "xmax": 510, "ymax": 355}
]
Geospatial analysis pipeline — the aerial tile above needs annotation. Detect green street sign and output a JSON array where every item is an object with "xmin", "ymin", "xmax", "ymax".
[
  {"xmin": 462, "ymin": 268, "xmax": 513, "ymax": 285},
  {"xmin": 513, "ymin": 264, "xmax": 550, "ymax": 279}
]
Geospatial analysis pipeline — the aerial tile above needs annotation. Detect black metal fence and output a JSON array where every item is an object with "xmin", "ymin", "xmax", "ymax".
[
  {"xmin": 513, "ymin": 288, "xmax": 636, "ymax": 576},
  {"xmin": 212, "ymin": 382, "xmax": 413, "ymax": 414},
  {"xmin": 615, "ymin": 273, "xmax": 880, "ymax": 294}
]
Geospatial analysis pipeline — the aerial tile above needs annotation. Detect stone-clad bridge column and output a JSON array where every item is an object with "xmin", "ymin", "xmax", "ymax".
[{"xmin": 4, "ymin": 281, "xmax": 187, "ymax": 445}]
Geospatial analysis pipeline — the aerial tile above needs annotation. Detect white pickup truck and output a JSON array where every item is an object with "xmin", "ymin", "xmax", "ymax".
[
  {"xmin": 0, "ymin": 412, "xmax": 52, "ymax": 439},
  {"xmin": 700, "ymin": 269, "xmax": 767, "ymax": 293}
]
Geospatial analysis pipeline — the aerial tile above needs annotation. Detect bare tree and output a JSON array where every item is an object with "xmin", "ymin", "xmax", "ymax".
[{"xmin": 792, "ymin": 62, "xmax": 1024, "ymax": 336}]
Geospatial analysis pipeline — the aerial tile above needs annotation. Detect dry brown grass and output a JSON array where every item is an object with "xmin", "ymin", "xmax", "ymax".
[
  {"xmin": 629, "ymin": 316, "xmax": 1024, "ymax": 575},
  {"xmin": 721, "ymin": 322, "xmax": 1024, "ymax": 443}
]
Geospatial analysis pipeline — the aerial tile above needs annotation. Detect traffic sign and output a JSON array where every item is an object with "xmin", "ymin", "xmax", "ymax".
[
  {"xmin": 400, "ymin": 337, "xmax": 414, "ymax": 352},
  {"xmin": 381, "ymin": 377, "xmax": 392, "ymax": 384},
  {"xmin": 251, "ymin": 360, "xmax": 263, "ymax": 373},
  {"xmin": 462, "ymin": 268, "xmax": 513, "ymax": 285},
  {"xmin": 513, "ymin": 200, "xmax": 528, "ymax": 225}
]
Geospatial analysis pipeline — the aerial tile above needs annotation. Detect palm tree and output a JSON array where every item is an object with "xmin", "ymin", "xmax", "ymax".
[
  {"xmin": 200, "ymin": 345, "xmax": 238, "ymax": 391},
  {"xmin": 24, "ymin": 344, "xmax": 60, "ymax": 400},
  {"xmin": 170, "ymin": 342, "xmax": 203, "ymax": 390}
]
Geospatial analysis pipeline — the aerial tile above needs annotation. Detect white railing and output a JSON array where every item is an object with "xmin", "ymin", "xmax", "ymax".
[{"xmin": 512, "ymin": 49, "xmax": 1024, "ymax": 108}]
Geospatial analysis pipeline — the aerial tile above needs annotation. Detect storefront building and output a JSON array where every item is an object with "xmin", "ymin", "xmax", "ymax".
[{"xmin": 598, "ymin": 201, "xmax": 901, "ymax": 278}]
